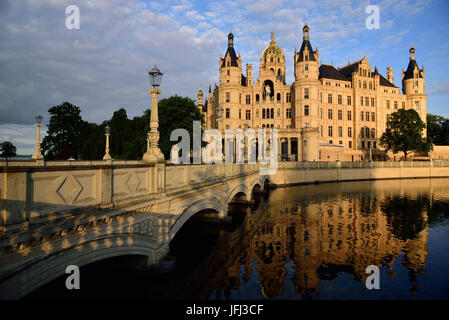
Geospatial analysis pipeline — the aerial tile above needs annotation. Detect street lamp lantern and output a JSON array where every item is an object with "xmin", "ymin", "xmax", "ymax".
[
  {"xmin": 105, "ymin": 125, "xmax": 110, "ymax": 134},
  {"xmin": 148, "ymin": 65, "xmax": 163, "ymax": 88},
  {"xmin": 35, "ymin": 114, "xmax": 43, "ymax": 125}
]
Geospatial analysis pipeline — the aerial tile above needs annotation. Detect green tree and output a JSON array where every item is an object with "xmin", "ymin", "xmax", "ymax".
[
  {"xmin": 41, "ymin": 102, "xmax": 91, "ymax": 160},
  {"xmin": 157, "ymin": 95, "xmax": 204, "ymax": 159},
  {"xmin": 80, "ymin": 96, "xmax": 203, "ymax": 160},
  {"xmin": 427, "ymin": 114, "xmax": 449, "ymax": 145},
  {"xmin": 0, "ymin": 141, "xmax": 17, "ymax": 160},
  {"xmin": 380, "ymin": 109, "xmax": 432, "ymax": 160}
]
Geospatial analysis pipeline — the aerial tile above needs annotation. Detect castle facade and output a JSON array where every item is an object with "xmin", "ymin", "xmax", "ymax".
[{"xmin": 197, "ymin": 23, "xmax": 427, "ymax": 161}]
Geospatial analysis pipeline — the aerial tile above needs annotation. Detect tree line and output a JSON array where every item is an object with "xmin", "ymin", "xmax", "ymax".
[
  {"xmin": 38, "ymin": 96, "xmax": 203, "ymax": 160},
  {"xmin": 2, "ymin": 103, "xmax": 449, "ymax": 161}
]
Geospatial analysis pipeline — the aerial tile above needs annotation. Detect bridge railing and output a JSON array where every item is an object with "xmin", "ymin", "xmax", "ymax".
[{"xmin": 0, "ymin": 162, "xmax": 263, "ymax": 233}]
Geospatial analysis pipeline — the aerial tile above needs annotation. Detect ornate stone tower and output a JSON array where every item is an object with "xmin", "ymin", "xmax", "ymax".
[
  {"xmin": 293, "ymin": 21, "xmax": 320, "ymax": 161},
  {"xmin": 402, "ymin": 43, "xmax": 427, "ymax": 134}
]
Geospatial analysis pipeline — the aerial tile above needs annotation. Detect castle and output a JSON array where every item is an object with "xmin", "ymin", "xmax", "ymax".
[{"xmin": 197, "ymin": 22, "xmax": 427, "ymax": 162}]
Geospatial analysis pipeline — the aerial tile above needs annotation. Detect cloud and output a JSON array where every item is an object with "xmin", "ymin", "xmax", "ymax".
[
  {"xmin": 0, "ymin": 0, "xmax": 445, "ymax": 155},
  {"xmin": 0, "ymin": 123, "xmax": 47, "ymax": 155}
]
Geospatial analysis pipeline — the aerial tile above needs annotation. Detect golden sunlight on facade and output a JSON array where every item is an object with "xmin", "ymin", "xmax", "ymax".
[{"xmin": 197, "ymin": 23, "xmax": 427, "ymax": 162}]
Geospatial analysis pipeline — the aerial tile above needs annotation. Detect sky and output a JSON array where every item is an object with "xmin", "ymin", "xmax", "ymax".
[{"xmin": 1, "ymin": 0, "xmax": 449, "ymax": 154}]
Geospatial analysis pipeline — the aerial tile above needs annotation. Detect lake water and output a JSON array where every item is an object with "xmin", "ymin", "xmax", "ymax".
[{"xmin": 26, "ymin": 178, "xmax": 449, "ymax": 300}]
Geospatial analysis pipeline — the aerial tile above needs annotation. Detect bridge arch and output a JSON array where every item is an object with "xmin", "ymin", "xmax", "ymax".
[
  {"xmin": 169, "ymin": 196, "xmax": 225, "ymax": 242},
  {"xmin": 0, "ymin": 233, "xmax": 157, "ymax": 300}
]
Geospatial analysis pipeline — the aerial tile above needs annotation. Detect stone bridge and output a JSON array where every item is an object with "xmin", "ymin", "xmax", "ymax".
[{"xmin": 0, "ymin": 161, "xmax": 269, "ymax": 299}]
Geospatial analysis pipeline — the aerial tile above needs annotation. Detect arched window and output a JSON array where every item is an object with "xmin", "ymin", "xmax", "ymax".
[
  {"xmin": 262, "ymin": 108, "xmax": 266, "ymax": 119},
  {"xmin": 270, "ymin": 57, "xmax": 273, "ymax": 62},
  {"xmin": 256, "ymin": 109, "xmax": 259, "ymax": 118},
  {"xmin": 227, "ymin": 61, "xmax": 230, "ymax": 67},
  {"xmin": 256, "ymin": 94, "xmax": 260, "ymax": 102},
  {"xmin": 271, "ymin": 108, "xmax": 274, "ymax": 119},
  {"xmin": 262, "ymin": 124, "xmax": 265, "ymax": 128},
  {"xmin": 277, "ymin": 93, "xmax": 281, "ymax": 101},
  {"xmin": 277, "ymin": 108, "xmax": 280, "ymax": 117}
]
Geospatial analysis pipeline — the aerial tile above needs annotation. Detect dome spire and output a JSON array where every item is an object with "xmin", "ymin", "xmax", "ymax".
[{"xmin": 270, "ymin": 30, "xmax": 275, "ymax": 46}]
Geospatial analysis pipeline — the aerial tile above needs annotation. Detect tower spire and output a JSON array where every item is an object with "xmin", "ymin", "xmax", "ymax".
[
  {"xmin": 409, "ymin": 42, "xmax": 416, "ymax": 60},
  {"xmin": 303, "ymin": 20, "xmax": 310, "ymax": 41},
  {"xmin": 270, "ymin": 30, "xmax": 275, "ymax": 45},
  {"xmin": 228, "ymin": 27, "xmax": 234, "ymax": 47}
]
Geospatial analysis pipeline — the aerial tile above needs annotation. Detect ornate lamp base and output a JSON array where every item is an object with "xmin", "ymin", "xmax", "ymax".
[
  {"xmin": 142, "ymin": 147, "xmax": 165, "ymax": 164},
  {"xmin": 103, "ymin": 154, "xmax": 112, "ymax": 160},
  {"xmin": 31, "ymin": 153, "xmax": 44, "ymax": 161}
]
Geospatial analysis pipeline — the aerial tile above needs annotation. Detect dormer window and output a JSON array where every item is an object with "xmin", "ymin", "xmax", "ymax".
[
  {"xmin": 270, "ymin": 57, "xmax": 273, "ymax": 62},
  {"xmin": 305, "ymin": 54, "xmax": 309, "ymax": 61}
]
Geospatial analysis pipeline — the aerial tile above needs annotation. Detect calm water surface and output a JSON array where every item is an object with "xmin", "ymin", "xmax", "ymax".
[{"xmin": 27, "ymin": 178, "xmax": 449, "ymax": 300}]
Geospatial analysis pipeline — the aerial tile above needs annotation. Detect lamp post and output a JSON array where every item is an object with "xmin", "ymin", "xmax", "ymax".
[
  {"xmin": 31, "ymin": 114, "xmax": 44, "ymax": 160},
  {"xmin": 143, "ymin": 65, "xmax": 165, "ymax": 163},
  {"xmin": 103, "ymin": 125, "xmax": 112, "ymax": 160}
]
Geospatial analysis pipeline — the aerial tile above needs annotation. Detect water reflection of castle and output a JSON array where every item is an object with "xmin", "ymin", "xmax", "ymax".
[{"xmin": 223, "ymin": 179, "xmax": 449, "ymax": 299}]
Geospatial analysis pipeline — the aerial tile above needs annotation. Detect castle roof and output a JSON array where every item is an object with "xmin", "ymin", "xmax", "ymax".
[
  {"xmin": 221, "ymin": 46, "xmax": 239, "ymax": 68},
  {"xmin": 319, "ymin": 64, "xmax": 349, "ymax": 81},
  {"xmin": 297, "ymin": 39, "xmax": 316, "ymax": 62},
  {"xmin": 403, "ymin": 59, "xmax": 423, "ymax": 81}
]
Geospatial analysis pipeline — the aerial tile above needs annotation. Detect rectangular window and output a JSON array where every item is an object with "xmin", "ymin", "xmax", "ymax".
[
  {"xmin": 367, "ymin": 141, "xmax": 371, "ymax": 149},
  {"xmin": 304, "ymin": 105, "xmax": 309, "ymax": 116},
  {"xmin": 347, "ymin": 96, "xmax": 351, "ymax": 105},
  {"xmin": 365, "ymin": 97, "xmax": 369, "ymax": 107},
  {"xmin": 338, "ymin": 109, "xmax": 342, "ymax": 120},
  {"xmin": 226, "ymin": 108, "xmax": 230, "ymax": 118},
  {"xmin": 328, "ymin": 126, "xmax": 333, "ymax": 137},
  {"xmin": 366, "ymin": 112, "xmax": 369, "ymax": 122},
  {"xmin": 328, "ymin": 109, "xmax": 333, "ymax": 120},
  {"xmin": 239, "ymin": 109, "xmax": 241, "ymax": 119},
  {"xmin": 371, "ymin": 97, "xmax": 374, "ymax": 107},
  {"xmin": 361, "ymin": 96, "xmax": 363, "ymax": 106},
  {"xmin": 348, "ymin": 127, "xmax": 352, "ymax": 137},
  {"xmin": 246, "ymin": 110, "xmax": 251, "ymax": 120},
  {"xmin": 239, "ymin": 94, "xmax": 241, "ymax": 103},
  {"xmin": 387, "ymin": 100, "xmax": 390, "ymax": 109},
  {"xmin": 320, "ymin": 92, "xmax": 323, "ymax": 102},
  {"xmin": 374, "ymin": 141, "xmax": 377, "ymax": 149},
  {"xmin": 304, "ymin": 88, "xmax": 309, "ymax": 99},
  {"xmin": 338, "ymin": 95, "xmax": 342, "ymax": 105},
  {"xmin": 328, "ymin": 94, "xmax": 332, "ymax": 104},
  {"xmin": 387, "ymin": 115, "xmax": 391, "ymax": 123},
  {"xmin": 366, "ymin": 127, "xmax": 370, "ymax": 138},
  {"xmin": 347, "ymin": 110, "xmax": 352, "ymax": 121},
  {"xmin": 338, "ymin": 126, "xmax": 342, "ymax": 137},
  {"xmin": 349, "ymin": 141, "xmax": 352, "ymax": 148},
  {"xmin": 402, "ymin": 102, "xmax": 405, "ymax": 109},
  {"xmin": 362, "ymin": 141, "xmax": 365, "ymax": 149},
  {"xmin": 286, "ymin": 93, "xmax": 291, "ymax": 103},
  {"xmin": 246, "ymin": 95, "xmax": 251, "ymax": 104},
  {"xmin": 394, "ymin": 101, "xmax": 398, "ymax": 109},
  {"xmin": 320, "ymin": 108, "xmax": 323, "ymax": 119},
  {"xmin": 226, "ymin": 92, "xmax": 230, "ymax": 103},
  {"xmin": 415, "ymin": 101, "xmax": 420, "ymax": 110},
  {"xmin": 371, "ymin": 112, "xmax": 375, "ymax": 122},
  {"xmin": 320, "ymin": 125, "xmax": 323, "ymax": 136},
  {"xmin": 361, "ymin": 111, "xmax": 364, "ymax": 121},
  {"xmin": 371, "ymin": 128, "xmax": 375, "ymax": 138},
  {"xmin": 361, "ymin": 128, "xmax": 364, "ymax": 138},
  {"xmin": 286, "ymin": 108, "xmax": 292, "ymax": 119}
]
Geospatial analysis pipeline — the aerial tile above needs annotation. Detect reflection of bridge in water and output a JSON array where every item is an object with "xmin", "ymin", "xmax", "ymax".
[{"xmin": 0, "ymin": 161, "xmax": 269, "ymax": 299}]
